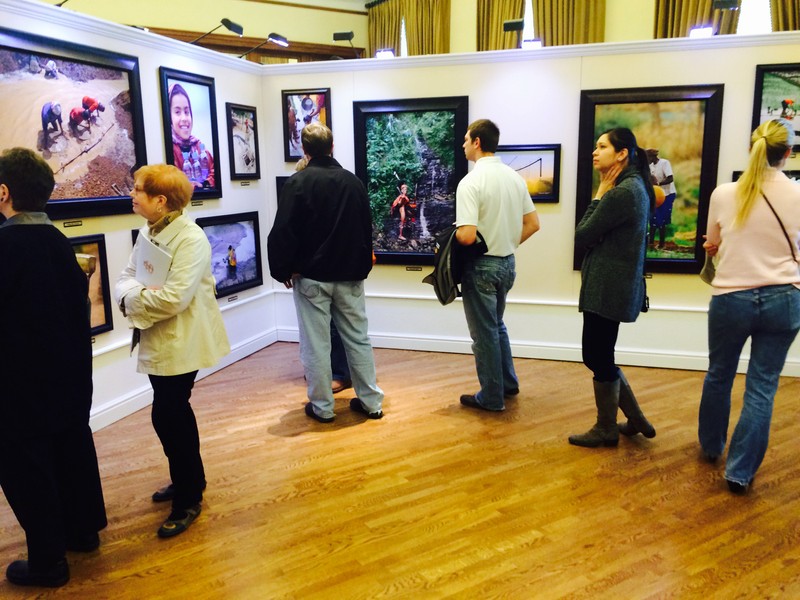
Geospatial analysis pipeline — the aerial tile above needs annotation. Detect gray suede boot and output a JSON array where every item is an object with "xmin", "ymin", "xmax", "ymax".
[
  {"xmin": 616, "ymin": 369, "xmax": 656, "ymax": 438},
  {"xmin": 568, "ymin": 379, "xmax": 620, "ymax": 448}
]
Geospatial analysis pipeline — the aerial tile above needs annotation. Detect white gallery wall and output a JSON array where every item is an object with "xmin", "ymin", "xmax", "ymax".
[
  {"xmin": 264, "ymin": 35, "xmax": 800, "ymax": 376},
  {"xmin": 3, "ymin": 0, "xmax": 800, "ymax": 432}
]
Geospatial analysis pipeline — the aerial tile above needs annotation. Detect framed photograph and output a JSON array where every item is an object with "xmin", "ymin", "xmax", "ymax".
[
  {"xmin": 159, "ymin": 67, "xmax": 221, "ymax": 200},
  {"xmin": 69, "ymin": 234, "xmax": 113, "ymax": 336},
  {"xmin": 496, "ymin": 144, "xmax": 561, "ymax": 203},
  {"xmin": 0, "ymin": 27, "xmax": 146, "ymax": 220},
  {"xmin": 752, "ymin": 63, "xmax": 800, "ymax": 151},
  {"xmin": 353, "ymin": 96, "xmax": 469, "ymax": 265},
  {"xmin": 225, "ymin": 102, "xmax": 260, "ymax": 180},
  {"xmin": 574, "ymin": 85, "xmax": 724, "ymax": 273},
  {"xmin": 195, "ymin": 211, "xmax": 263, "ymax": 298},
  {"xmin": 281, "ymin": 88, "xmax": 331, "ymax": 162}
]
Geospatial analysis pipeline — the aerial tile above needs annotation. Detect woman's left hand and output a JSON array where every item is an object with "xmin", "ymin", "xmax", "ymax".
[
  {"xmin": 596, "ymin": 161, "xmax": 624, "ymax": 199},
  {"xmin": 702, "ymin": 235, "xmax": 719, "ymax": 257}
]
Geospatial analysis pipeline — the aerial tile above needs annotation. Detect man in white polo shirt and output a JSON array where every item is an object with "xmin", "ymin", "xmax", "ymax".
[{"xmin": 455, "ymin": 119, "xmax": 540, "ymax": 412}]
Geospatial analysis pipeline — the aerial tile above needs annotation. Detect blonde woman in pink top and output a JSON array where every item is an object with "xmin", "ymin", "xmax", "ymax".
[{"xmin": 698, "ymin": 118, "xmax": 800, "ymax": 495}]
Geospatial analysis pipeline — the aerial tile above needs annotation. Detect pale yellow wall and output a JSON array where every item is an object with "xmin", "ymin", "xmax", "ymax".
[
  {"xmin": 44, "ymin": 0, "xmax": 370, "ymax": 52},
  {"xmin": 39, "ymin": 0, "xmax": 659, "ymax": 55},
  {"xmin": 605, "ymin": 0, "xmax": 655, "ymax": 42}
]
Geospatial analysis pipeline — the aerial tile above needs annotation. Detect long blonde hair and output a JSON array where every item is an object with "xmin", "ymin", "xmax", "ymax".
[{"xmin": 735, "ymin": 118, "xmax": 794, "ymax": 227}]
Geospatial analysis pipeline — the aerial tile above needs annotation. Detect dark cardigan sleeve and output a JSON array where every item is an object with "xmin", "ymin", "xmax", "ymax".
[{"xmin": 575, "ymin": 186, "xmax": 638, "ymax": 254}]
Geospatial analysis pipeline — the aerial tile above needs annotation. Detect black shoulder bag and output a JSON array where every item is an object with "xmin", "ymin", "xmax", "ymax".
[{"xmin": 762, "ymin": 193, "xmax": 799, "ymax": 264}]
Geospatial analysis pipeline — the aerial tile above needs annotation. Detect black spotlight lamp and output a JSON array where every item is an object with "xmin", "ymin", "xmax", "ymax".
[
  {"xmin": 503, "ymin": 18, "xmax": 525, "ymax": 49},
  {"xmin": 333, "ymin": 31, "xmax": 357, "ymax": 57},
  {"xmin": 190, "ymin": 18, "xmax": 244, "ymax": 44},
  {"xmin": 238, "ymin": 33, "xmax": 289, "ymax": 59},
  {"xmin": 503, "ymin": 18, "xmax": 524, "ymax": 32}
]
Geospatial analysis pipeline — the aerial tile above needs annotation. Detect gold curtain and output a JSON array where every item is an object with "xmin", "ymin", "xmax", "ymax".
[
  {"xmin": 771, "ymin": 0, "xmax": 800, "ymax": 31},
  {"xmin": 404, "ymin": 0, "xmax": 451, "ymax": 56},
  {"xmin": 532, "ymin": 0, "xmax": 606, "ymax": 46},
  {"xmin": 713, "ymin": 4, "xmax": 740, "ymax": 34},
  {"xmin": 367, "ymin": 0, "xmax": 403, "ymax": 58},
  {"xmin": 477, "ymin": 0, "xmax": 525, "ymax": 51},
  {"xmin": 654, "ymin": 0, "xmax": 740, "ymax": 38}
]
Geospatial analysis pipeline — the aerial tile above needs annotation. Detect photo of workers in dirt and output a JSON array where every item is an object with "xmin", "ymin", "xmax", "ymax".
[{"xmin": 0, "ymin": 36, "xmax": 144, "ymax": 218}]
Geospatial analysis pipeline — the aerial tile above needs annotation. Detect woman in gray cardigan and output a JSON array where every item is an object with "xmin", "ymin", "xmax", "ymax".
[{"xmin": 569, "ymin": 128, "xmax": 656, "ymax": 448}]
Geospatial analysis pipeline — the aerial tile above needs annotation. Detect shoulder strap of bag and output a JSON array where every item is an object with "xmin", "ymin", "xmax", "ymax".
[{"xmin": 762, "ymin": 193, "xmax": 798, "ymax": 263}]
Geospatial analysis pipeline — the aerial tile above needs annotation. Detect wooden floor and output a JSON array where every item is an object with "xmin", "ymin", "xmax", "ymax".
[{"xmin": 2, "ymin": 343, "xmax": 800, "ymax": 599}]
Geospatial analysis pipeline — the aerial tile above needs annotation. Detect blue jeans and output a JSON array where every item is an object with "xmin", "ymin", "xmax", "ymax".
[
  {"xmin": 461, "ymin": 255, "xmax": 518, "ymax": 410},
  {"xmin": 698, "ymin": 285, "xmax": 800, "ymax": 485},
  {"xmin": 292, "ymin": 277, "xmax": 383, "ymax": 419}
]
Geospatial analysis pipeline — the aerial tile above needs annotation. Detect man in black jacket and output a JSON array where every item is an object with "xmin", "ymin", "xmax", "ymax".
[
  {"xmin": 268, "ymin": 123, "xmax": 384, "ymax": 423},
  {"xmin": 0, "ymin": 148, "xmax": 106, "ymax": 588}
]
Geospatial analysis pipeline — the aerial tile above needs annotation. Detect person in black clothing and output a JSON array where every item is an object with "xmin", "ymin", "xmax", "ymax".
[
  {"xmin": 0, "ymin": 147, "xmax": 107, "ymax": 588},
  {"xmin": 268, "ymin": 122, "xmax": 384, "ymax": 423}
]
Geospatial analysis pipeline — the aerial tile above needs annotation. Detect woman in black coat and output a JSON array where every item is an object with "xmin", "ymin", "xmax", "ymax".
[{"xmin": 569, "ymin": 128, "xmax": 657, "ymax": 448}]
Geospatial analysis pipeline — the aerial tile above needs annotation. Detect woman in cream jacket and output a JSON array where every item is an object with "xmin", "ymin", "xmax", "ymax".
[{"xmin": 115, "ymin": 164, "xmax": 229, "ymax": 538}]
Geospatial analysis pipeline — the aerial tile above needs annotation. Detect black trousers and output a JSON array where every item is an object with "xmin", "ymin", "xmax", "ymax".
[
  {"xmin": 0, "ymin": 423, "xmax": 107, "ymax": 567},
  {"xmin": 581, "ymin": 311, "xmax": 621, "ymax": 383},
  {"xmin": 149, "ymin": 371, "xmax": 205, "ymax": 511}
]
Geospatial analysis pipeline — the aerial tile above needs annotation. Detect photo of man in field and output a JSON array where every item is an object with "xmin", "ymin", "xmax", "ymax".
[{"xmin": 594, "ymin": 100, "xmax": 707, "ymax": 260}]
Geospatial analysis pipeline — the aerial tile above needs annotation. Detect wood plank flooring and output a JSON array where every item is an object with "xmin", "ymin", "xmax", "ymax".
[{"xmin": 2, "ymin": 342, "xmax": 800, "ymax": 599}]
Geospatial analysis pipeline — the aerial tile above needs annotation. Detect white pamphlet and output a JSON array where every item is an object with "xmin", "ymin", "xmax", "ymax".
[{"xmin": 136, "ymin": 234, "xmax": 172, "ymax": 288}]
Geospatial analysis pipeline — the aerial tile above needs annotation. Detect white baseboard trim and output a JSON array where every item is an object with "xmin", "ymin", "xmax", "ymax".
[
  {"xmin": 277, "ymin": 328, "xmax": 800, "ymax": 377},
  {"xmin": 89, "ymin": 330, "xmax": 278, "ymax": 431}
]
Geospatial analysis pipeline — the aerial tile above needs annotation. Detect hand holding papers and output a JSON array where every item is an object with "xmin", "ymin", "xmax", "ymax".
[{"xmin": 136, "ymin": 235, "xmax": 172, "ymax": 288}]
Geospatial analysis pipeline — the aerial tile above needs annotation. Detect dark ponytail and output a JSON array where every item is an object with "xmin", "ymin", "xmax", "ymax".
[{"xmin": 603, "ymin": 127, "xmax": 655, "ymax": 216}]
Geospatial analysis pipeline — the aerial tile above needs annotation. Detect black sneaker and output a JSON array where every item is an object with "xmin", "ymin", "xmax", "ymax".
[
  {"xmin": 349, "ymin": 398, "xmax": 383, "ymax": 419},
  {"xmin": 305, "ymin": 402, "xmax": 334, "ymax": 423},
  {"xmin": 152, "ymin": 484, "xmax": 175, "ymax": 503},
  {"xmin": 152, "ymin": 481, "xmax": 206, "ymax": 503},
  {"xmin": 6, "ymin": 558, "xmax": 69, "ymax": 587},
  {"xmin": 727, "ymin": 479, "xmax": 749, "ymax": 495},
  {"xmin": 460, "ymin": 394, "xmax": 504, "ymax": 412}
]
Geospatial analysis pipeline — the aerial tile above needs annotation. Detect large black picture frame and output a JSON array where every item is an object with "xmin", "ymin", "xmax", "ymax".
[
  {"xmin": 574, "ymin": 85, "xmax": 724, "ymax": 274},
  {"xmin": 752, "ymin": 63, "xmax": 800, "ymax": 152},
  {"xmin": 69, "ymin": 233, "xmax": 113, "ymax": 336},
  {"xmin": 159, "ymin": 67, "xmax": 222, "ymax": 201},
  {"xmin": 195, "ymin": 211, "xmax": 263, "ymax": 298},
  {"xmin": 0, "ymin": 27, "xmax": 147, "ymax": 220},
  {"xmin": 353, "ymin": 96, "xmax": 469, "ymax": 265}
]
